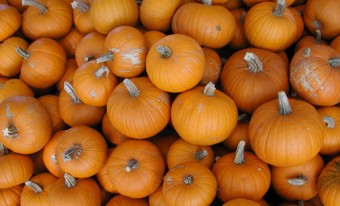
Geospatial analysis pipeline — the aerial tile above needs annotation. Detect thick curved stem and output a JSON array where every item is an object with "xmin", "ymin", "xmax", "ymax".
[
  {"xmin": 323, "ymin": 116, "xmax": 336, "ymax": 128},
  {"xmin": 329, "ymin": 58, "xmax": 340, "ymax": 67},
  {"xmin": 22, "ymin": 0, "xmax": 48, "ymax": 14},
  {"xmin": 203, "ymin": 82, "xmax": 216, "ymax": 97},
  {"xmin": 273, "ymin": 0, "xmax": 286, "ymax": 17},
  {"xmin": 157, "ymin": 45, "xmax": 172, "ymax": 58},
  {"xmin": 63, "ymin": 144, "xmax": 83, "ymax": 162},
  {"xmin": 3, "ymin": 125, "xmax": 19, "ymax": 138},
  {"xmin": 123, "ymin": 79, "xmax": 140, "ymax": 97},
  {"xmin": 64, "ymin": 173, "xmax": 77, "ymax": 188},
  {"xmin": 315, "ymin": 29, "xmax": 322, "ymax": 44},
  {"xmin": 234, "ymin": 140, "xmax": 246, "ymax": 165},
  {"xmin": 278, "ymin": 91, "xmax": 292, "ymax": 115},
  {"xmin": 183, "ymin": 175, "xmax": 193, "ymax": 185},
  {"xmin": 125, "ymin": 159, "xmax": 138, "ymax": 172},
  {"xmin": 71, "ymin": 0, "xmax": 90, "ymax": 12},
  {"xmin": 202, "ymin": 0, "xmax": 212, "ymax": 6},
  {"xmin": 288, "ymin": 174, "xmax": 307, "ymax": 186},
  {"xmin": 244, "ymin": 52, "xmax": 263, "ymax": 73},
  {"xmin": 195, "ymin": 149, "xmax": 208, "ymax": 161},
  {"xmin": 96, "ymin": 52, "xmax": 114, "ymax": 64},
  {"xmin": 25, "ymin": 181, "xmax": 43, "ymax": 193},
  {"xmin": 94, "ymin": 66, "xmax": 110, "ymax": 78},
  {"xmin": 64, "ymin": 82, "xmax": 82, "ymax": 104},
  {"xmin": 16, "ymin": 47, "xmax": 30, "ymax": 60}
]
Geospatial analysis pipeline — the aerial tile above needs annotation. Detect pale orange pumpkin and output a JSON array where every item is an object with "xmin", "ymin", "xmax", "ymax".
[
  {"xmin": 56, "ymin": 58, "xmax": 78, "ymax": 92},
  {"xmin": 58, "ymin": 26, "xmax": 84, "ymax": 58},
  {"xmin": 0, "ymin": 184, "xmax": 23, "ymax": 206},
  {"xmin": 0, "ymin": 4, "xmax": 21, "ymax": 42},
  {"xmin": 0, "ymin": 78, "xmax": 34, "ymax": 104},
  {"xmin": 71, "ymin": 0, "xmax": 95, "ymax": 34}
]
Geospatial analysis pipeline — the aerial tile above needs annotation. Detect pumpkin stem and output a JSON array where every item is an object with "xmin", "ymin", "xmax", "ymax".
[
  {"xmin": 195, "ymin": 149, "xmax": 208, "ymax": 161},
  {"xmin": 123, "ymin": 78, "xmax": 140, "ymax": 97},
  {"xmin": 64, "ymin": 173, "xmax": 77, "ymax": 188},
  {"xmin": 238, "ymin": 113, "xmax": 250, "ymax": 122},
  {"xmin": 183, "ymin": 175, "xmax": 194, "ymax": 185},
  {"xmin": 315, "ymin": 29, "xmax": 322, "ymax": 44},
  {"xmin": 3, "ymin": 125, "xmax": 19, "ymax": 138},
  {"xmin": 0, "ymin": 143, "xmax": 9, "ymax": 156},
  {"xmin": 71, "ymin": 0, "xmax": 90, "ymax": 13},
  {"xmin": 63, "ymin": 144, "xmax": 83, "ymax": 162},
  {"xmin": 234, "ymin": 140, "xmax": 246, "ymax": 165},
  {"xmin": 84, "ymin": 55, "xmax": 94, "ymax": 63},
  {"xmin": 25, "ymin": 180, "xmax": 43, "ymax": 193},
  {"xmin": 273, "ymin": 0, "xmax": 286, "ymax": 17},
  {"xmin": 136, "ymin": 0, "xmax": 142, "ymax": 7},
  {"xmin": 278, "ymin": 91, "xmax": 292, "ymax": 115},
  {"xmin": 64, "ymin": 82, "xmax": 82, "ymax": 104},
  {"xmin": 313, "ymin": 20, "xmax": 322, "ymax": 30},
  {"xmin": 244, "ymin": 52, "xmax": 263, "ymax": 73},
  {"xmin": 202, "ymin": 0, "xmax": 212, "ymax": 6},
  {"xmin": 329, "ymin": 58, "xmax": 340, "ymax": 67},
  {"xmin": 203, "ymin": 82, "xmax": 216, "ymax": 97},
  {"xmin": 125, "ymin": 159, "xmax": 138, "ymax": 172},
  {"xmin": 94, "ymin": 65, "xmax": 110, "ymax": 78},
  {"xmin": 157, "ymin": 45, "xmax": 172, "ymax": 58},
  {"xmin": 96, "ymin": 52, "xmax": 114, "ymax": 64},
  {"xmin": 16, "ymin": 47, "xmax": 30, "ymax": 60},
  {"xmin": 240, "ymin": 11, "xmax": 246, "ymax": 24},
  {"xmin": 50, "ymin": 154, "xmax": 58, "ymax": 164},
  {"xmin": 323, "ymin": 116, "xmax": 336, "ymax": 128},
  {"xmin": 288, "ymin": 174, "xmax": 307, "ymax": 186},
  {"xmin": 22, "ymin": 0, "xmax": 48, "ymax": 14}
]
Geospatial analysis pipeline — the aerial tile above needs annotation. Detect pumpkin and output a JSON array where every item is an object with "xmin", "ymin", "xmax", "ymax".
[
  {"xmin": 42, "ymin": 130, "xmax": 65, "ymax": 178},
  {"xmin": 7, "ymin": 0, "xmax": 27, "ymax": 12},
  {"xmin": 47, "ymin": 173, "xmax": 102, "ymax": 206},
  {"xmin": 144, "ymin": 30, "xmax": 166, "ymax": 52},
  {"xmin": 271, "ymin": 155, "xmax": 325, "ymax": 201},
  {"xmin": 167, "ymin": 138, "xmax": 215, "ymax": 169},
  {"xmin": 0, "ymin": 95, "xmax": 52, "ymax": 154},
  {"xmin": 317, "ymin": 156, "xmax": 340, "ymax": 206},
  {"xmin": 58, "ymin": 26, "xmax": 84, "ymax": 58},
  {"xmin": 140, "ymin": 0, "xmax": 181, "ymax": 32},
  {"xmin": 101, "ymin": 113, "xmax": 131, "ymax": 145},
  {"xmin": 229, "ymin": 8, "xmax": 249, "ymax": 50},
  {"xmin": 200, "ymin": 47, "xmax": 222, "ymax": 85},
  {"xmin": 146, "ymin": 34, "xmax": 205, "ymax": 93},
  {"xmin": 163, "ymin": 161, "xmax": 217, "ymax": 206},
  {"xmin": 149, "ymin": 185, "xmax": 169, "ymax": 206},
  {"xmin": 171, "ymin": 82, "xmax": 238, "ymax": 146},
  {"xmin": 106, "ymin": 195, "xmax": 149, "ymax": 206},
  {"xmin": 106, "ymin": 77, "xmax": 171, "ymax": 139},
  {"xmin": 18, "ymin": 38, "xmax": 67, "ymax": 89},
  {"xmin": 221, "ymin": 0, "xmax": 244, "ymax": 10},
  {"xmin": 0, "ymin": 78, "xmax": 34, "ymax": 104},
  {"xmin": 55, "ymin": 126, "xmax": 108, "ymax": 178},
  {"xmin": 71, "ymin": 0, "xmax": 95, "ymax": 34},
  {"xmin": 0, "ymin": 4, "xmax": 21, "ymax": 42},
  {"xmin": 0, "ymin": 37, "xmax": 29, "ymax": 77},
  {"xmin": 317, "ymin": 106, "xmax": 340, "ymax": 155},
  {"xmin": 243, "ymin": 0, "xmax": 296, "ymax": 7},
  {"xmin": 72, "ymin": 60, "xmax": 118, "ymax": 107},
  {"xmin": 0, "ymin": 184, "xmax": 22, "ymax": 206},
  {"xmin": 58, "ymin": 82, "xmax": 105, "ymax": 127},
  {"xmin": 21, "ymin": 0, "xmax": 73, "ymax": 39},
  {"xmin": 97, "ymin": 25, "xmax": 146, "ymax": 78},
  {"xmin": 106, "ymin": 139, "xmax": 165, "ymax": 198},
  {"xmin": 248, "ymin": 91, "xmax": 325, "ymax": 167},
  {"xmin": 0, "ymin": 153, "xmax": 34, "ymax": 188},
  {"xmin": 220, "ymin": 48, "xmax": 289, "ymax": 114},
  {"xmin": 75, "ymin": 31, "xmax": 106, "ymax": 66},
  {"xmin": 303, "ymin": 0, "xmax": 340, "ymax": 40},
  {"xmin": 223, "ymin": 198, "xmax": 262, "ymax": 206},
  {"xmin": 29, "ymin": 149, "xmax": 47, "ymax": 175},
  {"xmin": 90, "ymin": 0, "xmax": 138, "ymax": 34},
  {"xmin": 330, "ymin": 35, "xmax": 340, "ymax": 54},
  {"xmin": 295, "ymin": 30, "xmax": 328, "ymax": 52},
  {"xmin": 212, "ymin": 141, "xmax": 271, "ymax": 202},
  {"xmin": 21, "ymin": 172, "xmax": 58, "ymax": 206},
  {"xmin": 244, "ymin": 0, "xmax": 300, "ymax": 52},
  {"xmin": 289, "ymin": 45, "xmax": 340, "ymax": 106},
  {"xmin": 172, "ymin": 0, "xmax": 236, "ymax": 48},
  {"xmin": 56, "ymin": 58, "xmax": 78, "ymax": 92}
]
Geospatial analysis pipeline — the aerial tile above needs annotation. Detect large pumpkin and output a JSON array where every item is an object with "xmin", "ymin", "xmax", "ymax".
[{"xmin": 248, "ymin": 91, "xmax": 325, "ymax": 167}]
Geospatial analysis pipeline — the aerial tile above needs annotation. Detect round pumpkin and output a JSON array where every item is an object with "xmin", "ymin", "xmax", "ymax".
[
  {"xmin": 0, "ymin": 78, "xmax": 34, "ymax": 104},
  {"xmin": 71, "ymin": 0, "xmax": 95, "ymax": 34},
  {"xmin": 149, "ymin": 185, "xmax": 168, "ymax": 206},
  {"xmin": 101, "ymin": 113, "xmax": 131, "ymax": 145},
  {"xmin": 229, "ymin": 8, "xmax": 249, "ymax": 50},
  {"xmin": 200, "ymin": 47, "xmax": 222, "ymax": 85},
  {"xmin": 144, "ymin": 30, "xmax": 166, "ymax": 52},
  {"xmin": 223, "ymin": 198, "xmax": 262, "ymax": 206},
  {"xmin": 58, "ymin": 26, "xmax": 84, "ymax": 58},
  {"xmin": 0, "ymin": 4, "xmax": 21, "ymax": 42},
  {"xmin": 106, "ymin": 195, "xmax": 148, "ymax": 206},
  {"xmin": 0, "ymin": 184, "xmax": 23, "ymax": 206},
  {"xmin": 56, "ymin": 58, "xmax": 78, "ymax": 92}
]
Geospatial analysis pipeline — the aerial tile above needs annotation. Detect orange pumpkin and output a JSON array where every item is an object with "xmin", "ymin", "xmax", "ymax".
[
  {"xmin": 221, "ymin": 0, "xmax": 244, "ymax": 10},
  {"xmin": 56, "ymin": 58, "xmax": 78, "ymax": 92},
  {"xmin": 106, "ymin": 195, "xmax": 149, "ymax": 206},
  {"xmin": 106, "ymin": 139, "xmax": 165, "ymax": 198},
  {"xmin": 55, "ymin": 126, "xmax": 108, "ymax": 178},
  {"xmin": 163, "ymin": 161, "xmax": 217, "ymax": 206},
  {"xmin": 0, "ymin": 184, "xmax": 23, "ymax": 206},
  {"xmin": 248, "ymin": 91, "xmax": 325, "ymax": 167},
  {"xmin": 212, "ymin": 141, "xmax": 271, "ymax": 202},
  {"xmin": 90, "ymin": 0, "xmax": 138, "ymax": 34},
  {"xmin": 271, "ymin": 155, "xmax": 325, "ymax": 201},
  {"xmin": 0, "ymin": 37, "xmax": 29, "ymax": 77},
  {"xmin": 21, "ymin": 172, "xmax": 58, "ymax": 206},
  {"xmin": 146, "ymin": 34, "xmax": 205, "ymax": 93},
  {"xmin": 107, "ymin": 77, "xmax": 171, "ymax": 139},
  {"xmin": 19, "ymin": 38, "xmax": 67, "ymax": 89},
  {"xmin": 7, "ymin": 0, "xmax": 27, "ymax": 12},
  {"xmin": 21, "ymin": 0, "xmax": 73, "ymax": 39},
  {"xmin": 172, "ymin": 1, "xmax": 236, "ymax": 48},
  {"xmin": 0, "ymin": 78, "xmax": 34, "ymax": 104},
  {"xmin": 0, "ymin": 4, "xmax": 21, "ymax": 42},
  {"xmin": 171, "ymin": 82, "xmax": 238, "ymax": 146},
  {"xmin": 58, "ymin": 26, "xmax": 84, "ymax": 58},
  {"xmin": 243, "ymin": 0, "xmax": 296, "ymax": 7},
  {"xmin": 200, "ymin": 47, "xmax": 222, "ymax": 85},
  {"xmin": 330, "ymin": 35, "xmax": 340, "ymax": 53},
  {"xmin": 223, "ymin": 198, "xmax": 262, "ymax": 206},
  {"xmin": 295, "ymin": 30, "xmax": 328, "ymax": 52},
  {"xmin": 71, "ymin": 0, "xmax": 95, "ymax": 34},
  {"xmin": 220, "ymin": 48, "xmax": 289, "ymax": 114},
  {"xmin": 149, "ymin": 185, "xmax": 169, "ymax": 206},
  {"xmin": 289, "ymin": 45, "xmax": 340, "ymax": 106},
  {"xmin": 101, "ymin": 113, "xmax": 131, "ymax": 145},
  {"xmin": 229, "ymin": 8, "xmax": 249, "ymax": 50},
  {"xmin": 0, "ymin": 95, "xmax": 52, "ymax": 154},
  {"xmin": 144, "ymin": 30, "xmax": 166, "ymax": 52}
]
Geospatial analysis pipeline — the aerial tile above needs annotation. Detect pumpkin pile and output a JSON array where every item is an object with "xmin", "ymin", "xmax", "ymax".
[{"xmin": 0, "ymin": 0, "xmax": 340, "ymax": 205}]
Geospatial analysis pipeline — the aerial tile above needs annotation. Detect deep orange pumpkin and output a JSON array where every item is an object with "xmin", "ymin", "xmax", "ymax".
[
  {"xmin": 330, "ymin": 35, "xmax": 340, "ymax": 53},
  {"xmin": 223, "ymin": 198, "xmax": 262, "ymax": 206},
  {"xmin": 144, "ymin": 30, "xmax": 166, "ymax": 52},
  {"xmin": 229, "ymin": 8, "xmax": 249, "ymax": 50},
  {"xmin": 106, "ymin": 195, "xmax": 149, "ymax": 206},
  {"xmin": 71, "ymin": 0, "xmax": 95, "ymax": 34},
  {"xmin": 101, "ymin": 113, "xmax": 131, "ymax": 145},
  {"xmin": 200, "ymin": 47, "xmax": 222, "ymax": 85}
]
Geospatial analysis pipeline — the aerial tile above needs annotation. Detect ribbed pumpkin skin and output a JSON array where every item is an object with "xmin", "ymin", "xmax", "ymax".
[
  {"xmin": 106, "ymin": 195, "xmax": 149, "ymax": 206},
  {"xmin": 0, "ymin": 184, "xmax": 23, "ymax": 206},
  {"xmin": 172, "ymin": 3, "xmax": 236, "ymax": 49},
  {"xmin": 223, "ymin": 198, "xmax": 262, "ymax": 206},
  {"xmin": 0, "ymin": 4, "xmax": 21, "ymax": 41},
  {"xmin": 0, "ymin": 79, "xmax": 34, "ymax": 104}
]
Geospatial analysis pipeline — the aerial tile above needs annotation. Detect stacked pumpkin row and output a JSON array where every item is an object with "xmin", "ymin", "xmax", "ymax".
[{"xmin": 0, "ymin": 0, "xmax": 340, "ymax": 205}]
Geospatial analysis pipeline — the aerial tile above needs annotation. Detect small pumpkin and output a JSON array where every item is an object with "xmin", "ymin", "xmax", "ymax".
[
  {"xmin": 229, "ymin": 8, "xmax": 249, "ymax": 50},
  {"xmin": 144, "ymin": 30, "xmax": 166, "ymax": 52},
  {"xmin": 0, "ymin": 184, "xmax": 23, "ymax": 206},
  {"xmin": 295, "ymin": 30, "xmax": 328, "ymax": 52},
  {"xmin": 56, "ymin": 58, "xmax": 78, "ymax": 92},
  {"xmin": 223, "ymin": 198, "xmax": 262, "ymax": 206},
  {"xmin": 58, "ymin": 26, "xmax": 84, "ymax": 58},
  {"xmin": 101, "ymin": 113, "xmax": 131, "ymax": 145},
  {"xmin": 71, "ymin": 0, "xmax": 95, "ymax": 34},
  {"xmin": 0, "ymin": 4, "xmax": 21, "ymax": 42},
  {"xmin": 200, "ymin": 47, "xmax": 222, "ymax": 85},
  {"xmin": 106, "ymin": 195, "xmax": 149, "ymax": 206},
  {"xmin": 330, "ymin": 35, "xmax": 340, "ymax": 53},
  {"xmin": 0, "ymin": 78, "xmax": 34, "ymax": 104},
  {"xmin": 148, "ymin": 185, "xmax": 169, "ymax": 206}
]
